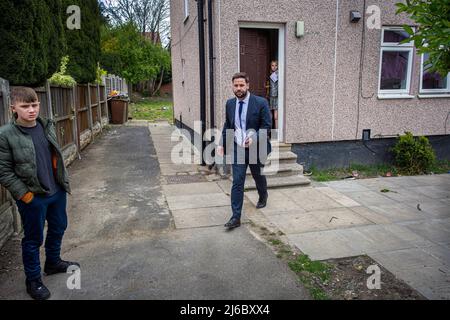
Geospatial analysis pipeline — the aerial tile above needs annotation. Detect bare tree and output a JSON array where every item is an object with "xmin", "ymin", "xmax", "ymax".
[
  {"xmin": 101, "ymin": 0, "xmax": 170, "ymax": 45},
  {"xmin": 101, "ymin": 0, "xmax": 171, "ymax": 96}
]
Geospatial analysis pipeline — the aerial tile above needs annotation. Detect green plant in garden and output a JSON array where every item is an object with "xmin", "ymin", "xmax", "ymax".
[
  {"xmin": 49, "ymin": 56, "xmax": 77, "ymax": 86},
  {"xmin": 100, "ymin": 23, "xmax": 171, "ymax": 87},
  {"xmin": 95, "ymin": 62, "xmax": 108, "ymax": 84},
  {"xmin": 391, "ymin": 132, "xmax": 436, "ymax": 174},
  {"xmin": 396, "ymin": 0, "xmax": 450, "ymax": 77}
]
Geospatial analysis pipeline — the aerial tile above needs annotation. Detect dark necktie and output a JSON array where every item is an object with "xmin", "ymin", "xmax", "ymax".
[{"xmin": 238, "ymin": 101, "xmax": 244, "ymax": 125}]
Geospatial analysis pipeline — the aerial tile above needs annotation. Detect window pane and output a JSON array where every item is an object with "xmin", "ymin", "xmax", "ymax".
[
  {"xmin": 422, "ymin": 53, "xmax": 447, "ymax": 90},
  {"xmin": 380, "ymin": 51, "xmax": 409, "ymax": 90},
  {"xmin": 383, "ymin": 29, "xmax": 410, "ymax": 43}
]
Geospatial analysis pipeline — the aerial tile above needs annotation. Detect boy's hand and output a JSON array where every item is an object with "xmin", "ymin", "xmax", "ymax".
[{"xmin": 20, "ymin": 192, "xmax": 34, "ymax": 204}]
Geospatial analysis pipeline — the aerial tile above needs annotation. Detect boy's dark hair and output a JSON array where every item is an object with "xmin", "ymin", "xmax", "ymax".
[
  {"xmin": 10, "ymin": 87, "xmax": 38, "ymax": 106},
  {"xmin": 232, "ymin": 72, "xmax": 250, "ymax": 83}
]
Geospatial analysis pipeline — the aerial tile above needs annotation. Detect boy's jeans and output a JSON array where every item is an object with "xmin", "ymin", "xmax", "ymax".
[{"xmin": 15, "ymin": 190, "xmax": 68, "ymax": 281}]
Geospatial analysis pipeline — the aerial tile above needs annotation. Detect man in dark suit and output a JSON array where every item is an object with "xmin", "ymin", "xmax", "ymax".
[{"xmin": 217, "ymin": 72, "xmax": 272, "ymax": 229}]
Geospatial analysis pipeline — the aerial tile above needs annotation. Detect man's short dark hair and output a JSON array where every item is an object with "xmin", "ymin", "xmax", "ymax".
[
  {"xmin": 10, "ymin": 87, "xmax": 38, "ymax": 106},
  {"xmin": 232, "ymin": 72, "xmax": 249, "ymax": 83}
]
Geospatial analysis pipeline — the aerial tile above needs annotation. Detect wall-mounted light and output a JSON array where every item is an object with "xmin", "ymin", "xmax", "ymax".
[
  {"xmin": 350, "ymin": 11, "xmax": 361, "ymax": 23},
  {"xmin": 362, "ymin": 129, "xmax": 371, "ymax": 141},
  {"xmin": 295, "ymin": 21, "xmax": 304, "ymax": 38}
]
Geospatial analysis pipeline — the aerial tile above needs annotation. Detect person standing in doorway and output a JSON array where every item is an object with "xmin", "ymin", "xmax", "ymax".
[
  {"xmin": 267, "ymin": 60, "xmax": 278, "ymax": 129},
  {"xmin": 217, "ymin": 72, "xmax": 272, "ymax": 229}
]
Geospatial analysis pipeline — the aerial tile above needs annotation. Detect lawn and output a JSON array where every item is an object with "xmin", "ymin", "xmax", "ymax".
[
  {"xmin": 310, "ymin": 160, "xmax": 450, "ymax": 182},
  {"xmin": 129, "ymin": 97, "xmax": 173, "ymax": 123}
]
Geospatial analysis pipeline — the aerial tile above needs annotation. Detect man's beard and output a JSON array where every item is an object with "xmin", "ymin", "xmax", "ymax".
[{"xmin": 234, "ymin": 89, "xmax": 247, "ymax": 99}]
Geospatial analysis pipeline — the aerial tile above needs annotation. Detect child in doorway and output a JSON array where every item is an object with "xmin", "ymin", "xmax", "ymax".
[{"xmin": 267, "ymin": 60, "xmax": 278, "ymax": 129}]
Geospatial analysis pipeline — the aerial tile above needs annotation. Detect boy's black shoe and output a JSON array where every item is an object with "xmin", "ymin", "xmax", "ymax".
[
  {"xmin": 44, "ymin": 259, "xmax": 80, "ymax": 275},
  {"xmin": 26, "ymin": 278, "xmax": 51, "ymax": 300}
]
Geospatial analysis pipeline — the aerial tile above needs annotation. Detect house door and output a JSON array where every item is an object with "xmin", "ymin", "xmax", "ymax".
[
  {"xmin": 239, "ymin": 28, "xmax": 271, "ymax": 97},
  {"xmin": 239, "ymin": 27, "xmax": 281, "ymax": 140}
]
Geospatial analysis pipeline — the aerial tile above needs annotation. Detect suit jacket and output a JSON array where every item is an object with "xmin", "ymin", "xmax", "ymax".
[{"xmin": 220, "ymin": 94, "xmax": 272, "ymax": 163}]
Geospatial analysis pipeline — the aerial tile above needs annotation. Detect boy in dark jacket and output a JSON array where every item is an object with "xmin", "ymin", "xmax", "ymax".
[{"xmin": 0, "ymin": 87, "xmax": 79, "ymax": 300}]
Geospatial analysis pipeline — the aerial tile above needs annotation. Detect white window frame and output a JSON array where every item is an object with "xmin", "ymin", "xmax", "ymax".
[
  {"xmin": 378, "ymin": 27, "xmax": 415, "ymax": 97},
  {"xmin": 419, "ymin": 53, "xmax": 450, "ymax": 94},
  {"xmin": 183, "ymin": 0, "xmax": 189, "ymax": 22}
]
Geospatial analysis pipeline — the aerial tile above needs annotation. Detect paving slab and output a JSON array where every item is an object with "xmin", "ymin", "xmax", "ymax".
[
  {"xmin": 349, "ymin": 206, "xmax": 393, "ymax": 225},
  {"xmin": 401, "ymin": 199, "xmax": 450, "ymax": 219},
  {"xmin": 264, "ymin": 211, "xmax": 327, "ymax": 234},
  {"xmin": 323, "ymin": 180, "xmax": 371, "ymax": 193},
  {"xmin": 172, "ymin": 206, "xmax": 247, "ymax": 229},
  {"xmin": 315, "ymin": 187, "xmax": 361, "ymax": 207},
  {"xmin": 407, "ymin": 186, "xmax": 450, "ymax": 200},
  {"xmin": 165, "ymin": 193, "xmax": 230, "ymax": 211},
  {"xmin": 340, "ymin": 190, "xmax": 399, "ymax": 207},
  {"xmin": 397, "ymin": 219, "xmax": 450, "ymax": 245},
  {"xmin": 280, "ymin": 188, "xmax": 344, "ymax": 212},
  {"xmin": 287, "ymin": 230, "xmax": 361, "ymax": 261},
  {"xmin": 378, "ymin": 187, "xmax": 433, "ymax": 203},
  {"xmin": 159, "ymin": 164, "xmax": 200, "ymax": 176},
  {"xmin": 311, "ymin": 207, "xmax": 374, "ymax": 229},
  {"xmin": 365, "ymin": 204, "xmax": 429, "ymax": 222},
  {"xmin": 354, "ymin": 177, "xmax": 405, "ymax": 192},
  {"xmin": 246, "ymin": 190, "xmax": 303, "ymax": 214},
  {"xmin": 337, "ymin": 224, "xmax": 431, "ymax": 254},
  {"xmin": 369, "ymin": 249, "xmax": 450, "ymax": 299},
  {"xmin": 162, "ymin": 182, "xmax": 223, "ymax": 196},
  {"xmin": 420, "ymin": 244, "xmax": 450, "ymax": 266}
]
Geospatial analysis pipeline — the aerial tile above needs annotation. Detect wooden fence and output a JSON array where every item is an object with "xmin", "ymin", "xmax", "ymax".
[{"xmin": 0, "ymin": 75, "xmax": 127, "ymax": 246}]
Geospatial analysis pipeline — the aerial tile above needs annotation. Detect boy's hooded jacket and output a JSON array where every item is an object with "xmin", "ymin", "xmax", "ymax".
[{"xmin": 0, "ymin": 116, "xmax": 71, "ymax": 200}]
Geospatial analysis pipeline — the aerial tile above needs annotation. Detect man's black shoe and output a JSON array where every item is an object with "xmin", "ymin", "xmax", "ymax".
[
  {"xmin": 256, "ymin": 194, "xmax": 268, "ymax": 209},
  {"xmin": 26, "ymin": 278, "xmax": 51, "ymax": 300},
  {"xmin": 224, "ymin": 218, "xmax": 241, "ymax": 229},
  {"xmin": 44, "ymin": 259, "xmax": 80, "ymax": 276}
]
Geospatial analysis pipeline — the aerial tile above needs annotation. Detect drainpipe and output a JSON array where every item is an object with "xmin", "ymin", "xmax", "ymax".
[
  {"xmin": 197, "ymin": 0, "xmax": 207, "ymax": 165},
  {"xmin": 208, "ymin": 0, "xmax": 215, "ymax": 130},
  {"xmin": 207, "ymin": 0, "xmax": 216, "ymax": 170}
]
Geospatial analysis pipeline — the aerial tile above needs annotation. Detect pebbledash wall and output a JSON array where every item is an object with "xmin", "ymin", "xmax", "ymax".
[{"xmin": 170, "ymin": 0, "xmax": 450, "ymax": 168}]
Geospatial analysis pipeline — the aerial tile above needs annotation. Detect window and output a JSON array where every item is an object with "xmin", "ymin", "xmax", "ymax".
[
  {"xmin": 378, "ymin": 27, "xmax": 414, "ymax": 97},
  {"xmin": 183, "ymin": 0, "xmax": 189, "ymax": 22},
  {"xmin": 420, "ymin": 52, "xmax": 450, "ymax": 94}
]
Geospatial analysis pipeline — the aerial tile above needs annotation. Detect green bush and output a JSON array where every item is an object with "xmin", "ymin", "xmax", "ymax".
[
  {"xmin": 63, "ymin": 0, "xmax": 102, "ymax": 83},
  {"xmin": 49, "ymin": 56, "xmax": 76, "ymax": 86},
  {"xmin": 0, "ymin": 0, "xmax": 66, "ymax": 86},
  {"xmin": 391, "ymin": 132, "xmax": 436, "ymax": 174}
]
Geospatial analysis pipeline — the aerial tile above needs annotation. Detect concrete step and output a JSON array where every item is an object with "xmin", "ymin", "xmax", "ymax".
[
  {"xmin": 270, "ymin": 141, "xmax": 292, "ymax": 153},
  {"xmin": 228, "ymin": 162, "xmax": 303, "ymax": 178},
  {"xmin": 244, "ymin": 174, "xmax": 311, "ymax": 190},
  {"xmin": 262, "ymin": 162, "xmax": 304, "ymax": 177},
  {"xmin": 266, "ymin": 151, "xmax": 298, "ymax": 165}
]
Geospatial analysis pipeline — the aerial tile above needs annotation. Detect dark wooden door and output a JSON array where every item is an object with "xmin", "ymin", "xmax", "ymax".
[{"xmin": 239, "ymin": 28, "xmax": 270, "ymax": 97}]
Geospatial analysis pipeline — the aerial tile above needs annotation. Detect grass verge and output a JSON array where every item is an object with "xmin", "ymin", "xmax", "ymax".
[
  {"xmin": 129, "ymin": 97, "xmax": 173, "ymax": 123},
  {"xmin": 310, "ymin": 161, "xmax": 450, "ymax": 182}
]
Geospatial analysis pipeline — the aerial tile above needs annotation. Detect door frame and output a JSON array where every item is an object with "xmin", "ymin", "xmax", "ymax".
[{"xmin": 238, "ymin": 22, "xmax": 285, "ymax": 142}]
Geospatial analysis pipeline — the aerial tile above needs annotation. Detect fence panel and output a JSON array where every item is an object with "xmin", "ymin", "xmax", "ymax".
[
  {"xmin": 51, "ymin": 86, "xmax": 76, "ymax": 149},
  {"xmin": 75, "ymin": 85, "xmax": 90, "ymax": 133},
  {"xmin": 0, "ymin": 86, "xmax": 8, "ymax": 209},
  {"xmin": 99, "ymin": 85, "xmax": 107, "ymax": 117}
]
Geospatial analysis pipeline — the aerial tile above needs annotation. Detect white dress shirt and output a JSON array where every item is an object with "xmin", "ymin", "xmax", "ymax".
[{"xmin": 234, "ymin": 92, "xmax": 250, "ymax": 147}]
